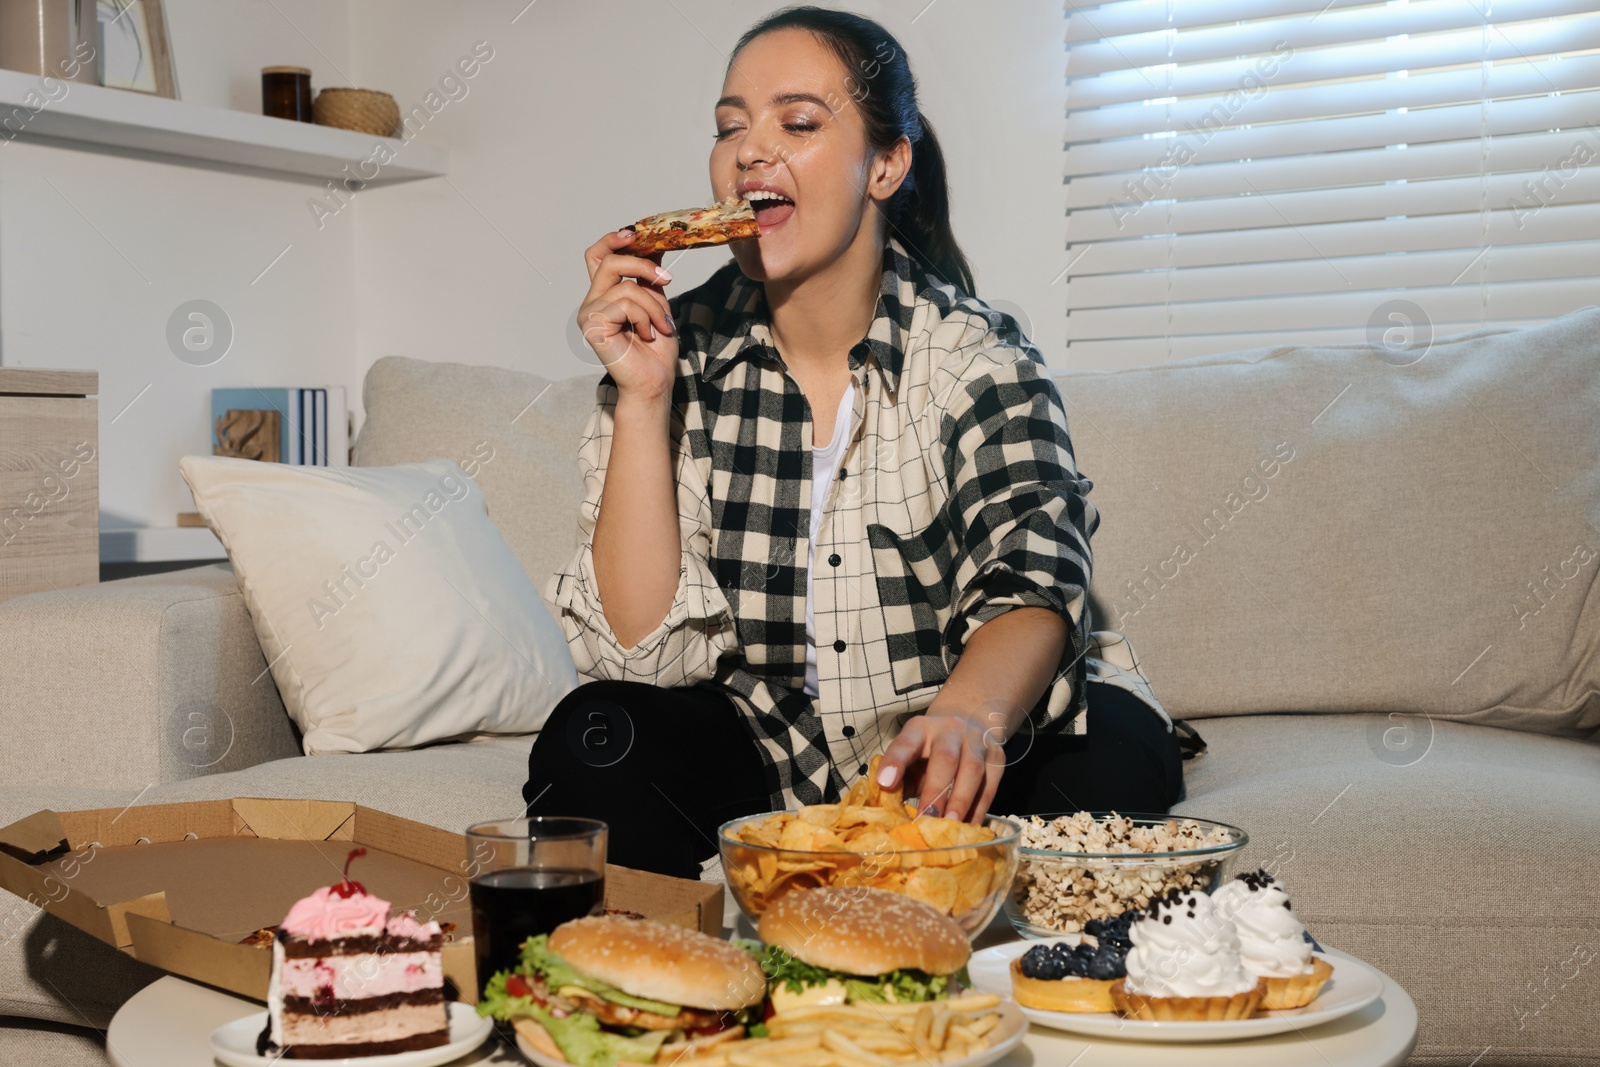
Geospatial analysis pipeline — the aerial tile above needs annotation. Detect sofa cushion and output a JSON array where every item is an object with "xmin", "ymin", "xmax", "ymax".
[
  {"xmin": 146, "ymin": 735, "xmax": 539, "ymax": 830},
  {"xmin": 1063, "ymin": 308, "xmax": 1600, "ymax": 738},
  {"xmin": 1176, "ymin": 714, "xmax": 1600, "ymax": 1065},
  {"xmin": 0, "ymin": 563, "xmax": 301, "ymax": 791},
  {"xmin": 179, "ymin": 456, "xmax": 577, "ymax": 754},
  {"xmin": 353, "ymin": 356, "xmax": 599, "ymax": 590},
  {"xmin": 0, "ymin": 1019, "xmax": 107, "ymax": 1067}
]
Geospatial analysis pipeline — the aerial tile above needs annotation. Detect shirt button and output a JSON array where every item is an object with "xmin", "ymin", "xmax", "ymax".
[
  {"xmin": 828, "ymin": 553, "xmax": 841, "ymax": 567},
  {"xmin": 858, "ymin": 763, "xmax": 869, "ymax": 777},
  {"xmin": 833, "ymin": 640, "xmax": 846, "ymax": 653},
  {"xmin": 842, "ymin": 725, "xmax": 855, "ymax": 737},
  {"xmin": 838, "ymin": 468, "xmax": 847, "ymax": 480}
]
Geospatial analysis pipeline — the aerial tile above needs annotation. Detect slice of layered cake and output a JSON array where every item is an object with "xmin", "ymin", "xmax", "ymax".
[{"xmin": 260, "ymin": 848, "xmax": 449, "ymax": 1058}]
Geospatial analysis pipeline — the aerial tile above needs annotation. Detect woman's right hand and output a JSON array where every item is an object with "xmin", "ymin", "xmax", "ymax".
[{"xmin": 579, "ymin": 230, "xmax": 679, "ymax": 402}]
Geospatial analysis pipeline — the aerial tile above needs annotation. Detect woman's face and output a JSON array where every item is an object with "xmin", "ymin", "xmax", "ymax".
[{"xmin": 711, "ymin": 28, "xmax": 906, "ymax": 285}]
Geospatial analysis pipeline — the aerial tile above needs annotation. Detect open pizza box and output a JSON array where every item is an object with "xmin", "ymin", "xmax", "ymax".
[{"xmin": 0, "ymin": 797, "xmax": 724, "ymax": 1006}]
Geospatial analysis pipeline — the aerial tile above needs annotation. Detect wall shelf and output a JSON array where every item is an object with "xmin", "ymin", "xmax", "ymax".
[
  {"xmin": 0, "ymin": 69, "xmax": 447, "ymax": 184},
  {"xmin": 101, "ymin": 526, "xmax": 225, "ymax": 565}
]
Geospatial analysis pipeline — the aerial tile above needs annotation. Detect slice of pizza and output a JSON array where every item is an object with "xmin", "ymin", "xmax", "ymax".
[{"xmin": 624, "ymin": 196, "xmax": 759, "ymax": 255}]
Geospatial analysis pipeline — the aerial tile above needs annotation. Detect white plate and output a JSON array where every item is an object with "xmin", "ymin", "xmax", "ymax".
[
  {"xmin": 209, "ymin": 1002, "xmax": 492, "ymax": 1066},
  {"xmin": 969, "ymin": 940, "xmax": 1382, "ymax": 1044},
  {"xmin": 513, "ymin": 1000, "xmax": 1029, "ymax": 1067}
]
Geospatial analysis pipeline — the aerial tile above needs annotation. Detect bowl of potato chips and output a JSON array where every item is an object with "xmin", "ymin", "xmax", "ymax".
[{"xmin": 719, "ymin": 757, "xmax": 1021, "ymax": 935}]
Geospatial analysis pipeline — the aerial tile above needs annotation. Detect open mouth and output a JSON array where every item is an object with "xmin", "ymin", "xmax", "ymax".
[{"xmin": 746, "ymin": 189, "xmax": 795, "ymax": 232}]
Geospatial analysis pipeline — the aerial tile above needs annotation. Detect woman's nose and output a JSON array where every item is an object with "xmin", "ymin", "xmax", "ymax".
[
  {"xmin": 737, "ymin": 129, "xmax": 782, "ymax": 171},
  {"xmin": 736, "ymin": 142, "xmax": 769, "ymax": 170}
]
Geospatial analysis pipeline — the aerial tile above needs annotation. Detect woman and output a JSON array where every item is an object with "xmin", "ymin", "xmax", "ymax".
[{"xmin": 524, "ymin": 6, "xmax": 1196, "ymax": 880}]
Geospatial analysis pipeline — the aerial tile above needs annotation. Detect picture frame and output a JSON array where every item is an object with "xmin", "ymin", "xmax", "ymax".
[{"xmin": 96, "ymin": 0, "xmax": 178, "ymax": 98}]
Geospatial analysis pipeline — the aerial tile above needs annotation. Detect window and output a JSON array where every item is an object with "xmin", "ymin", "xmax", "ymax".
[{"xmin": 1063, "ymin": 0, "xmax": 1600, "ymax": 365}]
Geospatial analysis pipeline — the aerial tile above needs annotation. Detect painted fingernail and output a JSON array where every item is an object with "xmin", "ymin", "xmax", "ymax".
[
  {"xmin": 923, "ymin": 803, "xmax": 942, "ymax": 818},
  {"xmin": 655, "ymin": 266, "xmax": 673, "ymax": 283},
  {"xmin": 877, "ymin": 765, "xmax": 896, "ymax": 787}
]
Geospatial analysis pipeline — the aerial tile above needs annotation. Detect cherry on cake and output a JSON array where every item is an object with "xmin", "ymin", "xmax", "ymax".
[{"xmin": 260, "ymin": 848, "xmax": 449, "ymax": 1058}]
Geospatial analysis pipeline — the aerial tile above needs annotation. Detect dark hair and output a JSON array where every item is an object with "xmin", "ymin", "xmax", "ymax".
[{"xmin": 729, "ymin": 6, "xmax": 977, "ymax": 296}]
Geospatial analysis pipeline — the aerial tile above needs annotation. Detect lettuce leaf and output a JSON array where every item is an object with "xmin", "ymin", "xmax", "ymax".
[
  {"xmin": 476, "ymin": 969, "xmax": 535, "ymax": 1020},
  {"xmin": 498, "ymin": 1000, "xmax": 669, "ymax": 1067},
  {"xmin": 755, "ymin": 943, "xmax": 963, "ymax": 1004},
  {"xmin": 757, "ymin": 944, "xmax": 840, "ymax": 994},
  {"xmin": 477, "ymin": 971, "xmax": 671, "ymax": 1067}
]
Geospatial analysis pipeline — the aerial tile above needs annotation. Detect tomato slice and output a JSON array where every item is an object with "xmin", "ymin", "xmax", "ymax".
[{"xmin": 505, "ymin": 974, "xmax": 532, "ymax": 999}]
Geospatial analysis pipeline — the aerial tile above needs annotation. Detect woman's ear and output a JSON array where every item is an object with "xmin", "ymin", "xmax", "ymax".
[{"xmin": 870, "ymin": 136, "xmax": 913, "ymax": 203}]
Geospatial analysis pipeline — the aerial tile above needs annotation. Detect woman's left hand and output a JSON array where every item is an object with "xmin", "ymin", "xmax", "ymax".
[{"xmin": 876, "ymin": 707, "xmax": 1006, "ymax": 824}]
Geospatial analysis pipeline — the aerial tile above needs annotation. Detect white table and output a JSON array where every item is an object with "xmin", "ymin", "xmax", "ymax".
[
  {"xmin": 106, "ymin": 976, "xmax": 508, "ymax": 1065},
  {"xmin": 1005, "ymin": 946, "xmax": 1418, "ymax": 1067},
  {"xmin": 108, "ymin": 950, "xmax": 1418, "ymax": 1067}
]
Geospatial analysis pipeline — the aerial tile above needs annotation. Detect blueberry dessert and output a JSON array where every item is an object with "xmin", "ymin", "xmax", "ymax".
[{"xmin": 1011, "ymin": 908, "xmax": 1138, "ymax": 1012}]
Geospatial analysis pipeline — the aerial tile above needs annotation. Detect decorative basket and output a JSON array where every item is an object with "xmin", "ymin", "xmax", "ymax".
[{"xmin": 312, "ymin": 87, "xmax": 400, "ymax": 136}]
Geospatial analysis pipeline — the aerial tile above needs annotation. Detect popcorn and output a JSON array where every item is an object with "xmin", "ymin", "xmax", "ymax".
[{"xmin": 1009, "ymin": 812, "xmax": 1236, "ymax": 934}]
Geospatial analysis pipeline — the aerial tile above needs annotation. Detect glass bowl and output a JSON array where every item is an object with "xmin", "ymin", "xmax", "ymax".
[
  {"xmin": 1003, "ymin": 812, "xmax": 1247, "ymax": 939},
  {"xmin": 718, "ymin": 809, "xmax": 1021, "ymax": 936}
]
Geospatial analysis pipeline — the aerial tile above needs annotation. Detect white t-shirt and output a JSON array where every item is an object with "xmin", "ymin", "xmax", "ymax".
[{"xmin": 804, "ymin": 382, "xmax": 856, "ymax": 698}]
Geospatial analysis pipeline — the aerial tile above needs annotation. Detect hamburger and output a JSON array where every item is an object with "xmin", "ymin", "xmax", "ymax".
[
  {"xmin": 478, "ymin": 916, "xmax": 766, "ymax": 1065},
  {"xmin": 754, "ymin": 886, "xmax": 971, "ymax": 1014}
]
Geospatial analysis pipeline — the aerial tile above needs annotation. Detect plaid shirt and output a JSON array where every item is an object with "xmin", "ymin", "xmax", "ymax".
[{"xmin": 549, "ymin": 237, "xmax": 1168, "ymax": 810}]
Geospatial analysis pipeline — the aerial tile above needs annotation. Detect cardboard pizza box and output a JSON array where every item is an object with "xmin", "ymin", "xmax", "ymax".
[{"xmin": 0, "ymin": 798, "xmax": 723, "ymax": 1005}]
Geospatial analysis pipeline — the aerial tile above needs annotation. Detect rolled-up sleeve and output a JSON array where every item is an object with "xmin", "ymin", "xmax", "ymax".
[
  {"xmin": 939, "ymin": 352, "xmax": 1097, "ymax": 727},
  {"xmin": 545, "ymin": 379, "xmax": 739, "ymax": 688}
]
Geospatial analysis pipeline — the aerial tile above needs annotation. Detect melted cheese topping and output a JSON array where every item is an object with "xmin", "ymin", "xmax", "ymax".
[
  {"xmin": 636, "ymin": 197, "xmax": 753, "ymax": 233},
  {"xmin": 769, "ymin": 979, "xmax": 850, "ymax": 1015}
]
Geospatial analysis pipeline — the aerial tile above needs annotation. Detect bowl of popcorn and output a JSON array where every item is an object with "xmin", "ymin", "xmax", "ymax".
[{"xmin": 1004, "ymin": 811, "xmax": 1247, "ymax": 939}]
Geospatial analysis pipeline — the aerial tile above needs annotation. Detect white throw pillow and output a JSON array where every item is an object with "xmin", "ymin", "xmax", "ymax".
[{"xmin": 179, "ymin": 455, "xmax": 578, "ymax": 754}]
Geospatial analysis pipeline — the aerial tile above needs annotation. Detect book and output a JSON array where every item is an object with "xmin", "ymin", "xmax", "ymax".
[
  {"xmin": 300, "ymin": 385, "xmax": 313, "ymax": 463},
  {"xmin": 314, "ymin": 388, "xmax": 326, "ymax": 466}
]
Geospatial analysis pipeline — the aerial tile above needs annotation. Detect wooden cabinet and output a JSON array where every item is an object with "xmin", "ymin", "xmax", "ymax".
[{"xmin": 0, "ymin": 369, "xmax": 98, "ymax": 603}]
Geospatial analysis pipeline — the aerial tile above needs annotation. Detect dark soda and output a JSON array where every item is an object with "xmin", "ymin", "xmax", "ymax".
[{"xmin": 470, "ymin": 867, "xmax": 605, "ymax": 991}]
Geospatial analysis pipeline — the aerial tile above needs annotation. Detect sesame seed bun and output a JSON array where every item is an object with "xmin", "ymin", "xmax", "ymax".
[
  {"xmin": 758, "ymin": 887, "xmax": 970, "ymax": 977},
  {"xmin": 548, "ymin": 916, "xmax": 766, "ymax": 1011}
]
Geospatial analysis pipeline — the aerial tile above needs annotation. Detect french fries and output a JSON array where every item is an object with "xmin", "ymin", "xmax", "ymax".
[{"xmin": 656, "ymin": 996, "xmax": 1005, "ymax": 1067}]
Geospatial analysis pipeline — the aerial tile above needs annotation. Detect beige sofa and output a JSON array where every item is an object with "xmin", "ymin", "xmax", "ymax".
[{"xmin": 2, "ymin": 311, "xmax": 1597, "ymax": 1066}]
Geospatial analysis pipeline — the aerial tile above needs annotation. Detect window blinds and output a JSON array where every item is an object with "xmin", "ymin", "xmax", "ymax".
[{"xmin": 1062, "ymin": 0, "xmax": 1600, "ymax": 366}]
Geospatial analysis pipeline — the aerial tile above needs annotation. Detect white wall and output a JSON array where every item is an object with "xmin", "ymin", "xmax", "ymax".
[
  {"xmin": 1, "ymin": 0, "xmax": 1069, "ymax": 530},
  {"xmin": 0, "ymin": 0, "xmax": 361, "ymax": 529},
  {"xmin": 349, "ymin": 0, "xmax": 1069, "ymax": 392}
]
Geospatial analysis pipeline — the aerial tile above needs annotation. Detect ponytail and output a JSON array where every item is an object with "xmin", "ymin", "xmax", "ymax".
[
  {"xmin": 730, "ymin": 7, "xmax": 977, "ymax": 296},
  {"xmin": 896, "ymin": 113, "xmax": 975, "ymax": 297}
]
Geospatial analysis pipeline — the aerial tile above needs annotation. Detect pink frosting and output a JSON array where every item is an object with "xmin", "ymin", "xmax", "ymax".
[
  {"xmin": 385, "ymin": 911, "xmax": 440, "ymax": 941},
  {"xmin": 280, "ymin": 885, "xmax": 391, "ymax": 942},
  {"xmin": 278, "ymin": 952, "xmax": 442, "ymax": 1000}
]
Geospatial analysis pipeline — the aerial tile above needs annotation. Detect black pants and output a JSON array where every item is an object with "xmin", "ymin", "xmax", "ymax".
[{"xmin": 522, "ymin": 679, "xmax": 1185, "ymax": 880}]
